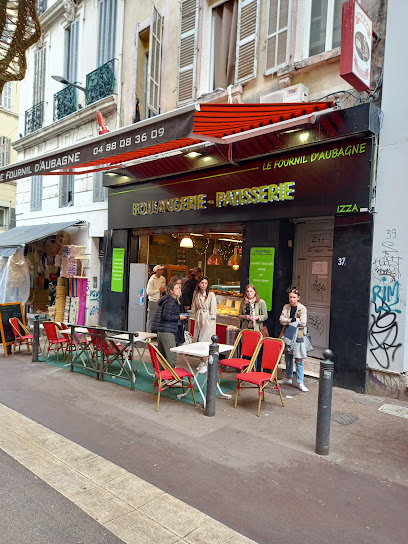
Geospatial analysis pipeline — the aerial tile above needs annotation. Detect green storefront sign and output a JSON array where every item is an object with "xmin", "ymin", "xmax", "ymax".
[
  {"xmin": 249, "ymin": 247, "xmax": 275, "ymax": 311},
  {"xmin": 111, "ymin": 248, "xmax": 125, "ymax": 292}
]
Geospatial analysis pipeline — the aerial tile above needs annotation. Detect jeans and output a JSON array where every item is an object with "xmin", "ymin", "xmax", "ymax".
[{"xmin": 285, "ymin": 353, "xmax": 304, "ymax": 384}]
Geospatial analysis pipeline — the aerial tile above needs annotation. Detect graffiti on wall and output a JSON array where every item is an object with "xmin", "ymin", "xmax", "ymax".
[
  {"xmin": 369, "ymin": 229, "xmax": 403, "ymax": 370},
  {"xmin": 366, "ymin": 368, "xmax": 404, "ymax": 400},
  {"xmin": 89, "ymin": 289, "xmax": 100, "ymax": 317}
]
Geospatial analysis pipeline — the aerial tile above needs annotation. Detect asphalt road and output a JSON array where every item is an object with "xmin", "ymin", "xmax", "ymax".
[
  {"xmin": 0, "ymin": 354, "xmax": 407, "ymax": 544},
  {"xmin": 0, "ymin": 449, "xmax": 124, "ymax": 544}
]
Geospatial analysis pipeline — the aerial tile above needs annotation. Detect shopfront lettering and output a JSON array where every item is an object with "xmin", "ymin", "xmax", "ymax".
[
  {"xmin": 270, "ymin": 142, "xmax": 367, "ymax": 171},
  {"xmin": 0, "ymin": 151, "xmax": 81, "ymax": 181},
  {"xmin": 215, "ymin": 181, "xmax": 295, "ymax": 207},
  {"xmin": 133, "ymin": 193, "xmax": 207, "ymax": 216},
  {"xmin": 337, "ymin": 204, "xmax": 359, "ymax": 213}
]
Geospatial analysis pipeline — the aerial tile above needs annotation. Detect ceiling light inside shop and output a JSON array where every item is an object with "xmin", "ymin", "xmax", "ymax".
[
  {"xmin": 299, "ymin": 132, "xmax": 309, "ymax": 142},
  {"xmin": 207, "ymin": 245, "xmax": 223, "ymax": 265},
  {"xmin": 218, "ymin": 238, "xmax": 242, "ymax": 243},
  {"xmin": 232, "ymin": 264, "xmax": 240, "ymax": 271},
  {"xmin": 227, "ymin": 247, "xmax": 242, "ymax": 268},
  {"xmin": 184, "ymin": 151, "xmax": 202, "ymax": 158},
  {"xmin": 180, "ymin": 236, "xmax": 194, "ymax": 248}
]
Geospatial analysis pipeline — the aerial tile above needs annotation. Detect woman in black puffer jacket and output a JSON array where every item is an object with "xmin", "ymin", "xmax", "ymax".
[{"xmin": 156, "ymin": 282, "xmax": 188, "ymax": 367}]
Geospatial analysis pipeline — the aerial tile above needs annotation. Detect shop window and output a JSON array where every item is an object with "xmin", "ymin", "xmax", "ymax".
[
  {"xmin": 31, "ymin": 175, "xmax": 43, "ymax": 212},
  {"xmin": 309, "ymin": 0, "xmax": 346, "ymax": 57},
  {"xmin": 93, "ymin": 172, "xmax": 107, "ymax": 203},
  {"xmin": 65, "ymin": 17, "xmax": 80, "ymax": 83},
  {"xmin": 0, "ymin": 136, "xmax": 10, "ymax": 167},
  {"xmin": 60, "ymin": 175, "xmax": 74, "ymax": 208},
  {"xmin": 1, "ymin": 82, "xmax": 12, "ymax": 110},
  {"xmin": 0, "ymin": 208, "xmax": 5, "ymax": 229},
  {"xmin": 97, "ymin": 0, "xmax": 117, "ymax": 67},
  {"xmin": 264, "ymin": 0, "xmax": 291, "ymax": 75}
]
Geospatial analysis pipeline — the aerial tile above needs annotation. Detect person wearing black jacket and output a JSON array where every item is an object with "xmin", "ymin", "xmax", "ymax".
[
  {"xmin": 181, "ymin": 267, "xmax": 201, "ymax": 309},
  {"xmin": 156, "ymin": 282, "xmax": 188, "ymax": 367}
]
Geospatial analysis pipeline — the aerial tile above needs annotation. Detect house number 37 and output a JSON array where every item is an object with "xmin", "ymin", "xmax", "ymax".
[{"xmin": 337, "ymin": 257, "xmax": 346, "ymax": 266}]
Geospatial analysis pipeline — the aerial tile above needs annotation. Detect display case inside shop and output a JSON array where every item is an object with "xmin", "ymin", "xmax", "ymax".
[{"xmin": 215, "ymin": 292, "xmax": 242, "ymax": 327}]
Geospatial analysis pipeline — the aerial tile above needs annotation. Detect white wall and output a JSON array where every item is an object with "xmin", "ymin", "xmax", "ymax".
[{"xmin": 367, "ymin": 0, "xmax": 408, "ymax": 376}]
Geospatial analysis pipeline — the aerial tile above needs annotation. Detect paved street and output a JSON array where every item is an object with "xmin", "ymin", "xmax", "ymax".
[{"xmin": 0, "ymin": 352, "xmax": 407, "ymax": 544}]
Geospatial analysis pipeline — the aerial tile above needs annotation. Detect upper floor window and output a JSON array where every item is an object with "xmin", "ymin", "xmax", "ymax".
[
  {"xmin": 60, "ymin": 175, "xmax": 74, "ymax": 208},
  {"xmin": 265, "ymin": 0, "xmax": 291, "ymax": 75},
  {"xmin": 36, "ymin": 0, "xmax": 47, "ymax": 16},
  {"xmin": 1, "ymin": 82, "xmax": 12, "ymax": 110},
  {"xmin": 33, "ymin": 46, "xmax": 46, "ymax": 105},
  {"xmin": 177, "ymin": 0, "xmax": 260, "ymax": 105},
  {"xmin": 65, "ymin": 17, "xmax": 80, "ymax": 84},
  {"xmin": 0, "ymin": 137, "xmax": 10, "ymax": 167},
  {"xmin": 309, "ymin": 0, "xmax": 346, "ymax": 57},
  {"xmin": 97, "ymin": 0, "xmax": 117, "ymax": 67}
]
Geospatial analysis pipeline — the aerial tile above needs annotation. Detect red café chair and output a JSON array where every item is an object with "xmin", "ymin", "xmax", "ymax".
[
  {"xmin": 9, "ymin": 318, "xmax": 33, "ymax": 355},
  {"xmin": 88, "ymin": 328, "xmax": 124, "ymax": 366},
  {"xmin": 218, "ymin": 329, "xmax": 262, "ymax": 382},
  {"xmin": 234, "ymin": 337, "xmax": 285, "ymax": 417},
  {"xmin": 147, "ymin": 341, "xmax": 196, "ymax": 412},
  {"xmin": 43, "ymin": 321, "xmax": 69, "ymax": 362}
]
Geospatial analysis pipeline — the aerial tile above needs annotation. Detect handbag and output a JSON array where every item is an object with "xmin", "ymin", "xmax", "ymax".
[
  {"xmin": 304, "ymin": 332, "xmax": 313, "ymax": 352},
  {"xmin": 183, "ymin": 331, "xmax": 193, "ymax": 345},
  {"xmin": 259, "ymin": 324, "xmax": 269, "ymax": 338}
]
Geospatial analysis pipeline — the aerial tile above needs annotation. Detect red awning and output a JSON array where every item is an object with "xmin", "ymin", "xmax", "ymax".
[{"xmin": 0, "ymin": 102, "xmax": 334, "ymax": 182}]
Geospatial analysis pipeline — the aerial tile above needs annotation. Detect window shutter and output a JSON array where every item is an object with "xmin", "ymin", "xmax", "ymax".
[
  {"xmin": 0, "ymin": 137, "xmax": 10, "ymax": 167},
  {"xmin": 30, "ymin": 176, "xmax": 43, "ymax": 212},
  {"xmin": 97, "ymin": 0, "xmax": 117, "ymax": 66},
  {"xmin": 93, "ymin": 172, "xmax": 107, "ymax": 202},
  {"xmin": 147, "ymin": 3, "xmax": 163, "ymax": 115},
  {"xmin": 33, "ymin": 47, "xmax": 46, "ymax": 104},
  {"xmin": 177, "ymin": 0, "xmax": 200, "ymax": 106},
  {"xmin": 60, "ymin": 176, "xmax": 68, "ymax": 207},
  {"xmin": 69, "ymin": 18, "xmax": 80, "ymax": 83},
  {"xmin": 235, "ymin": 0, "xmax": 260, "ymax": 85},
  {"xmin": 1, "ymin": 82, "xmax": 12, "ymax": 109},
  {"xmin": 265, "ymin": 0, "xmax": 290, "ymax": 75},
  {"xmin": 9, "ymin": 207, "xmax": 16, "ymax": 229}
]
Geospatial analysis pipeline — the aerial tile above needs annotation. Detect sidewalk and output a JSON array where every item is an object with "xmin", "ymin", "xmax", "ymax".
[{"xmin": 0, "ymin": 351, "xmax": 407, "ymax": 543}]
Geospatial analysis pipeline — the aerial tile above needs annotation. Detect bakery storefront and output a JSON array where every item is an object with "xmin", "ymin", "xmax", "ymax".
[{"xmin": 103, "ymin": 103, "xmax": 378, "ymax": 392}]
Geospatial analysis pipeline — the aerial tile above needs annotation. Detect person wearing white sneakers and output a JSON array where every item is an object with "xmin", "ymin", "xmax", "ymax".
[{"xmin": 279, "ymin": 288, "xmax": 309, "ymax": 392}]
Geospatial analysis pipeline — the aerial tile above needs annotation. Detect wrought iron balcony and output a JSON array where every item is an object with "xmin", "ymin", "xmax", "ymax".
[
  {"xmin": 25, "ymin": 102, "xmax": 44, "ymax": 135},
  {"xmin": 53, "ymin": 86, "xmax": 77, "ymax": 121},
  {"xmin": 85, "ymin": 59, "xmax": 116, "ymax": 106},
  {"xmin": 36, "ymin": 0, "xmax": 47, "ymax": 16}
]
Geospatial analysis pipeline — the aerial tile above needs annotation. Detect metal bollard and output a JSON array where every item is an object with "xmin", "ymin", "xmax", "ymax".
[
  {"xmin": 315, "ymin": 349, "xmax": 334, "ymax": 455},
  {"xmin": 205, "ymin": 335, "xmax": 219, "ymax": 417},
  {"xmin": 31, "ymin": 315, "xmax": 40, "ymax": 362}
]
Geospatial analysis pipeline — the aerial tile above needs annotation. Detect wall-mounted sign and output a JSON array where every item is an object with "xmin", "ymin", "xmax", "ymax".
[
  {"xmin": 108, "ymin": 138, "xmax": 372, "ymax": 230},
  {"xmin": 340, "ymin": 0, "xmax": 373, "ymax": 92},
  {"xmin": 249, "ymin": 248, "xmax": 275, "ymax": 311},
  {"xmin": 111, "ymin": 248, "xmax": 125, "ymax": 293}
]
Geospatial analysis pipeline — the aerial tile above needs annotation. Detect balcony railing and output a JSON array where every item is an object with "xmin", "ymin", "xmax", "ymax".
[
  {"xmin": 25, "ymin": 102, "xmax": 44, "ymax": 135},
  {"xmin": 36, "ymin": 0, "xmax": 47, "ymax": 16},
  {"xmin": 85, "ymin": 59, "xmax": 116, "ymax": 106},
  {"xmin": 53, "ymin": 86, "xmax": 77, "ymax": 121}
]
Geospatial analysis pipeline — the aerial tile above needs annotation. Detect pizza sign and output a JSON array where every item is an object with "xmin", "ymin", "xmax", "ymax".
[{"xmin": 340, "ymin": 0, "xmax": 373, "ymax": 92}]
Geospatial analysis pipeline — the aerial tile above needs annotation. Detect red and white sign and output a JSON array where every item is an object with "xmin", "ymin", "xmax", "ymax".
[{"xmin": 340, "ymin": 0, "xmax": 372, "ymax": 92}]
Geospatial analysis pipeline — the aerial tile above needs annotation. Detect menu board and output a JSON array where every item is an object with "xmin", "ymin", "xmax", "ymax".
[
  {"xmin": 249, "ymin": 248, "xmax": 275, "ymax": 311},
  {"xmin": 111, "ymin": 248, "xmax": 125, "ymax": 292},
  {"xmin": 0, "ymin": 302, "xmax": 25, "ymax": 357}
]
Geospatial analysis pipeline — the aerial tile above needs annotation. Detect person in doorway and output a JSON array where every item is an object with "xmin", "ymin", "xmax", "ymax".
[
  {"xmin": 146, "ymin": 265, "xmax": 166, "ymax": 332},
  {"xmin": 239, "ymin": 284, "xmax": 268, "ymax": 332},
  {"xmin": 279, "ymin": 288, "xmax": 309, "ymax": 392},
  {"xmin": 49, "ymin": 282, "xmax": 56, "ymax": 306},
  {"xmin": 156, "ymin": 282, "xmax": 188, "ymax": 367},
  {"xmin": 192, "ymin": 276, "xmax": 217, "ymax": 374},
  {"xmin": 181, "ymin": 267, "xmax": 202, "ymax": 309}
]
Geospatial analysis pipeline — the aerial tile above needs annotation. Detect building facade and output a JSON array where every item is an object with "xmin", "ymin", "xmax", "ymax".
[{"xmin": 13, "ymin": 0, "xmax": 125, "ymax": 324}]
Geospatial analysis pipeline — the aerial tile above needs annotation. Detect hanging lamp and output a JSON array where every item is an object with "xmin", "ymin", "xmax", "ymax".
[
  {"xmin": 227, "ymin": 247, "xmax": 242, "ymax": 268},
  {"xmin": 207, "ymin": 240, "xmax": 223, "ymax": 265},
  {"xmin": 180, "ymin": 236, "xmax": 193, "ymax": 248}
]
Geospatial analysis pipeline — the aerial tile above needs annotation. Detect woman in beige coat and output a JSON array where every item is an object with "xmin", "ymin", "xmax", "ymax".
[
  {"xmin": 279, "ymin": 288, "xmax": 309, "ymax": 392},
  {"xmin": 192, "ymin": 276, "xmax": 217, "ymax": 373}
]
